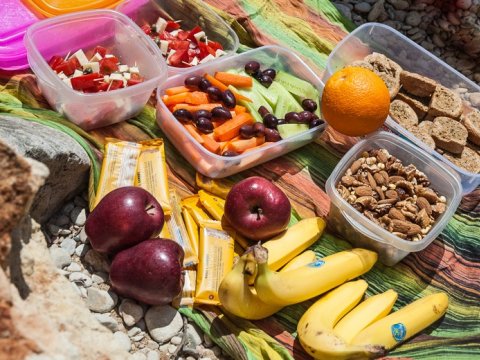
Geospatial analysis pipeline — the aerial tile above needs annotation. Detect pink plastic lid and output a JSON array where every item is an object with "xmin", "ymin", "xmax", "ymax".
[{"xmin": 0, "ymin": 0, "xmax": 40, "ymax": 70}]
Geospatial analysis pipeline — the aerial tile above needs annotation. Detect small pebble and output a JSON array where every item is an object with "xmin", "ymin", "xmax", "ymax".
[
  {"xmin": 130, "ymin": 353, "xmax": 147, "ymax": 360},
  {"xmin": 167, "ymin": 344, "xmax": 177, "ymax": 354},
  {"xmin": 49, "ymin": 246, "xmax": 71, "ymax": 268},
  {"xmin": 58, "ymin": 228, "xmax": 72, "ymax": 236},
  {"xmin": 146, "ymin": 351, "xmax": 160, "ymax": 360},
  {"xmin": 61, "ymin": 238, "xmax": 77, "ymax": 255},
  {"xmin": 84, "ymin": 249, "xmax": 110, "ymax": 272},
  {"xmin": 78, "ymin": 227, "xmax": 89, "ymax": 243},
  {"xmin": 131, "ymin": 334, "xmax": 145, "ymax": 342},
  {"xmin": 86, "ymin": 288, "xmax": 118, "ymax": 313},
  {"xmin": 113, "ymin": 331, "xmax": 132, "ymax": 352},
  {"xmin": 66, "ymin": 262, "xmax": 82, "ymax": 272},
  {"xmin": 75, "ymin": 243, "xmax": 89, "ymax": 257},
  {"xmin": 62, "ymin": 202, "xmax": 75, "ymax": 214},
  {"xmin": 69, "ymin": 271, "xmax": 92, "ymax": 287},
  {"xmin": 94, "ymin": 313, "xmax": 119, "ymax": 332},
  {"xmin": 170, "ymin": 336, "xmax": 182, "ymax": 345},
  {"xmin": 47, "ymin": 224, "xmax": 61, "ymax": 236},
  {"xmin": 54, "ymin": 214, "xmax": 70, "ymax": 227},
  {"xmin": 128, "ymin": 327, "xmax": 142, "ymax": 337},
  {"xmin": 212, "ymin": 346, "xmax": 222, "ymax": 357},
  {"xmin": 91, "ymin": 273, "xmax": 105, "ymax": 284},
  {"xmin": 120, "ymin": 299, "xmax": 144, "ymax": 327},
  {"xmin": 70, "ymin": 207, "xmax": 86, "ymax": 226},
  {"xmin": 203, "ymin": 334, "xmax": 213, "ymax": 348},
  {"xmin": 146, "ymin": 340, "xmax": 159, "ymax": 350},
  {"xmin": 145, "ymin": 306, "xmax": 183, "ymax": 343},
  {"xmin": 74, "ymin": 195, "xmax": 88, "ymax": 208},
  {"xmin": 354, "ymin": 2, "xmax": 371, "ymax": 13}
]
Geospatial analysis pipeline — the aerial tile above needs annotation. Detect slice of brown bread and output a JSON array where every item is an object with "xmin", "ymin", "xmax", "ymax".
[
  {"xmin": 348, "ymin": 60, "xmax": 374, "ymax": 71},
  {"xmin": 428, "ymin": 85, "xmax": 463, "ymax": 119},
  {"xmin": 431, "ymin": 116, "xmax": 468, "ymax": 154},
  {"xmin": 443, "ymin": 146, "xmax": 480, "ymax": 174},
  {"xmin": 409, "ymin": 126, "xmax": 436, "ymax": 149},
  {"xmin": 364, "ymin": 52, "xmax": 402, "ymax": 99},
  {"xmin": 389, "ymin": 99, "xmax": 418, "ymax": 129},
  {"xmin": 400, "ymin": 71, "xmax": 438, "ymax": 97},
  {"xmin": 417, "ymin": 120, "xmax": 434, "ymax": 134},
  {"xmin": 461, "ymin": 109, "xmax": 480, "ymax": 145},
  {"xmin": 395, "ymin": 91, "xmax": 430, "ymax": 119}
]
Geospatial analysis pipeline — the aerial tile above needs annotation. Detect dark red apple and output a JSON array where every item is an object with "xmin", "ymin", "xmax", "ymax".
[
  {"xmin": 85, "ymin": 186, "xmax": 164, "ymax": 254},
  {"xmin": 110, "ymin": 239, "xmax": 184, "ymax": 305},
  {"xmin": 224, "ymin": 176, "xmax": 291, "ymax": 241}
]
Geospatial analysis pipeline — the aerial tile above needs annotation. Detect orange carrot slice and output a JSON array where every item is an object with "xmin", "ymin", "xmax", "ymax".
[
  {"xmin": 184, "ymin": 124, "xmax": 204, "ymax": 144},
  {"xmin": 163, "ymin": 92, "xmax": 190, "ymax": 106},
  {"xmin": 165, "ymin": 85, "xmax": 192, "ymax": 96},
  {"xmin": 173, "ymin": 103, "xmax": 223, "ymax": 112},
  {"xmin": 204, "ymin": 73, "xmax": 252, "ymax": 103},
  {"xmin": 214, "ymin": 72, "xmax": 253, "ymax": 88},
  {"xmin": 234, "ymin": 105, "xmax": 247, "ymax": 113},
  {"xmin": 202, "ymin": 134, "xmax": 221, "ymax": 154},
  {"xmin": 229, "ymin": 136, "xmax": 265, "ymax": 153},
  {"xmin": 185, "ymin": 91, "xmax": 210, "ymax": 105},
  {"xmin": 214, "ymin": 113, "xmax": 254, "ymax": 142}
]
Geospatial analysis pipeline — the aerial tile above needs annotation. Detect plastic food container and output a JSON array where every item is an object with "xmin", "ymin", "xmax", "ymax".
[
  {"xmin": 116, "ymin": 0, "xmax": 239, "ymax": 75},
  {"xmin": 156, "ymin": 45, "xmax": 326, "ymax": 178},
  {"xmin": 0, "ymin": 0, "xmax": 41, "ymax": 70},
  {"xmin": 323, "ymin": 22, "xmax": 480, "ymax": 194},
  {"xmin": 25, "ymin": 10, "xmax": 167, "ymax": 131},
  {"xmin": 23, "ymin": 0, "xmax": 122, "ymax": 17},
  {"xmin": 326, "ymin": 131, "xmax": 462, "ymax": 266}
]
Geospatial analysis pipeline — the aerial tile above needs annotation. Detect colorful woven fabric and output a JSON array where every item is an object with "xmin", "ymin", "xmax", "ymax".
[{"xmin": 1, "ymin": 0, "xmax": 479, "ymax": 358}]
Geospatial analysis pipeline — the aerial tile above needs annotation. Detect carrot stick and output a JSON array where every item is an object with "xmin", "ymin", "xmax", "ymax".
[
  {"xmin": 204, "ymin": 73, "xmax": 252, "ymax": 103},
  {"xmin": 184, "ymin": 124, "xmax": 204, "ymax": 144},
  {"xmin": 234, "ymin": 105, "xmax": 247, "ymax": 113},
  {"xmin": 214, "ymin": 72, "xmax": 252, "ymax": 88},
  {"xmin": 185, "ymin": 91, "xmax": 210, "ymax": 105},
  {"xmin": 165, "ymin": 85, "xmax": 192, "ymax": 96},
  {"xmin": 214, "ymin": 113, "xmax": 254, "ymax": 142},
  {"xmin": 202, "ymin": 134, "xmax": 221, "ymax": 154},
  {"xmin": 173, "ymin": 103, "xmax": 223, "ymax": 112},
  {"xmin": 163, "ymin": 92, "xmax": 190, "ymax": 106},
  {"xmin": 242, "ymin": 141, "xmax": 274, "ymax": 153},
  {"xmin": 229, "ymin": 136, "xmax": 265, "ymax": 153}
]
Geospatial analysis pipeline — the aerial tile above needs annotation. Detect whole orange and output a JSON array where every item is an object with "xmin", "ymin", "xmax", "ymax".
[{"xmin": 321, "ymin": 67, "xmax": 390, "ymax": 137}]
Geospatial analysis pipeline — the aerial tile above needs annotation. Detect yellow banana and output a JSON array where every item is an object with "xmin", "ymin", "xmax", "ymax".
[
  {"xmin": 254, "ymin": 245, "xmax": 377, "ymax": 306},
  {"xmin": 351, "ymin": 292, "xmax": 449, "ymax": 350},
  {"xmin": 297, "ymin": 280, "xmax": 382, "ymax": 360},
  {"xmin": 196, "ymin": 172, "xmax": 233, "ymax": 199},
  {"xmin": 333, "ymin": 289, "xmax": 398, "ymax": 344},
  {"xmin": 218, "ymin": 253, "xmax": 283, "ymax": 320},
  {"xmin": 280, "ymin": 250, "xmax": 317, "ymax": 272},
  {"xmin": 262, "ymin": 217, "xmax": 326, "ymax": 270}
]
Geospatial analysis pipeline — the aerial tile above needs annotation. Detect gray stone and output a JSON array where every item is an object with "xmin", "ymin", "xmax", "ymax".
[
  {"xmin": 58, "ymin": 228, "xmax": 71, "ymax": 236},
  {"xmin": 71, "ymin": 207, "xmax": 87, "ymax": 226},
  {"xmin": 146, "ymin": 340, "xmax": 159, "ymax": 350},
  {"xmin": 131, "ymin": 353, "xmax": 147, "ymax": 360},
  {"xmin": 75, "ymin": 243, "xmax": 89, "ymax": 257},
  {"xmin": 113, "ymin": 331, "xmax": 132, "ymax": 352},
  {"xmin": 120, "ymin": 299, "xmax": 144, "ymax": 327},
  {"xmin": 367, "ymin": 0, "xmax": 385, "ymax": 21},
  {"xmin": 170, "ymin": 336, "xmax": 182, "ymax": 345},
  {"xmin": 62, "ymin": 202, "xmax": 75, "ymax": 215},
  {"xmin": 131, "ymin": 334, "xmax": 145, "ymax": 342},
  {"xmin": 167, "ymin": 344, "xmax": 177, "ymax": 354},
  {"xmin": 61, "ymin": 237, "xmax": 77, "ymax": 255},
  {"xmin": 74, "ymin": 195, "xmax": 88, "ymax": 208},
  {"xmin": 91, "ymin": 273, "xmax": 106, "ymax": 284},
  {"xmin": 87, "ymin": 288, "xmax": 118, "ymax": 313},
  {"xmin": 406, "ymin": 11, "xmax": 422, "ymax": 26},
  {"xmin": 146, "ymin": 351, "xmax": 160, "ymax": 360},
  {"xmin": 54, "ymin": 214, "xmax": 70, "ymax": 227},
  {"xmin": 212, "ymin": 346, "xmax": 222, "ymax": 357},
  {"xmin": 84, "ymin": 249, "xmax": 110, "ymax": 272},
  {"xmin": 79, "ymin": 227, "xmax": 89, "ymax": 243},
  {"xmin": 66, "ymin": 262, "xmax": 82, "ymax": 272},
  {"xmin": 203, "ymin": 333, "xmax": 213, "ymax": 348},
  {"xmin": 94, "ymin": 313, "xmax": 119, "ymax": 332},
  {"xmin": 128, "ymin": 327, "xmax": 142, "ymax": 337},
  {"xmin": 354, "ymin": 2, "xmax": 371, "ymax": 13},
  {"xmin": 389, "ymin": 0, "xmax": 409, "ymax": 10},
  {"xmin": 145, "ymin": 306, "xmax": 183, "ymax": 343},
  {"xmin": 334, "ymin": 3, "xmax": 352, "ymax": 20},
  {"xmin": 184, "ymin": 323, "xmax": 203, "ymax": 351},
  {"xmin": 69, "ymin": 272, "xmax": 92, "ymax": 287},
  {"xmin": 136, "ymin": 319, "xmax": 147, "ymax": 332},
  {"xmin": 49, "ymin": 246, "xmax": 71, "ymax": 268},
  {"xmin": 47, "ymin": 223, "xmax": 61, "ymax": 236},
  {"xmin": 0, "ymin": 116, "xmax": 90, "ymax": 223}
]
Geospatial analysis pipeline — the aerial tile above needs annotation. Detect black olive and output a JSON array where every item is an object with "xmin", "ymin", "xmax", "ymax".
[
  {"xmin": 199, "ymin": 78, "xmax": 211, "ymax": 92},
  {"xmin": 258, "ymin": 105, "xmax": 270, "ymax": 119},
  {"xmin": 276, "ymin": 118, "xmax": 287, "ymax": 126},
  {"xmin": 222, "ymin": 150, "xmax": 239, "ymax": 157},
  {"xmin": 259, "ymin": 75, "xmax": 273, "ymax": 88},
  {"xmin": 285, "ymin": 112, "xmax": 302, "ymax": 123},
  {"xmin": 263, "ymin": 114, "xmax": 278, "ymax": 129},
  {"xmin": 240, "ymin": 124, "xmax": 255, "ymax": 139},
  {"xmin": 211, "ymin": 106, "xmax": 232, "ymax": 120},
  {"xmin": 195, "ymin": 117, "xmax": 214, "ymax": 134},
  {"xmin": 173, "ymin": 109, "xmax": 193, "ymax": 122},
  {"xmin": 222, "ymin": 89, "xmax": 236, "ymax": 109},
  {"xmin": 265, "ymin": 128, "xmax": 282, "ymax": 142},
  {"xmin": 262, "ymin": 68, "xmax": 276, "ymax": 80},
  {"xmin": 309, "ymin": 118, "xmax": 325, "ymax": 128},
  {"xmin": 253, "ymin": 122, "xmax": 265, "ymax": 137},
  {"xmin": 194, "ymin": 109, "xmax": 212, "ymax": 120},
  {"xmin": 302, "ymin": 98, "xmax": 318, "ymax": 112},
  {"xmin": 298, "ymin": 111, "xmax": 314, "ymax": 124},
  {"xmin": 184, "ymin": 75, "xmax": 203, "ymax": 87},
  {"xmin": 245, "ymin": 61, "xmax": 260, "ymax": 75},
  {"xmin": 206, "ymin": 86, "xmax": 223, "ymax": 101}
]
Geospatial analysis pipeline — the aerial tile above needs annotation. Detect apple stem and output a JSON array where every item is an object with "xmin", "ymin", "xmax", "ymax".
[{"xmin": 256, "ymin": 207, "xmax": 263, "ymax": 221}]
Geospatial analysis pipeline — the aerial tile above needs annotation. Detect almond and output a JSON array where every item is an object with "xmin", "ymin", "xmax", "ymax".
[
  {"xmin": 417, "ymin": 188, "xmax": 439, "ymax": 204},
  {"xmin": 350, "ymin": 158, "xmax": 364, "ymax": 174},
  {"xmin": 355, "ymin": 186, "xmax": 373, "ymax": 197},
  {"xmin": 385, "ymin": 189, "xmax": 398, "ymax": 199},
  {"xmin": 388, "ymin": 208, "xmax": 405, "ymax": 220},
  {"xmin": 391, "ymin": 219, "xmax": 422, "ymax": 236},
  {"xmin": 367, "ymin": 172, "xmax": 377, "ymax": 189},
  {"xmin": 416, "ymin": 197, "xmax": 432, "ymax": 215}
]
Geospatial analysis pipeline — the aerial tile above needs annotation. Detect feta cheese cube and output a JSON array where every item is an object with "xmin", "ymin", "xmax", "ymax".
[
  {"xmin": 105, "ymin": 54, "xmax": 115, "ymax": 58},
  {"xmin": 103, "ymin": 75, "xmax": 110, "ymax": 82},
  {"xmin": 123, "ymin": 72, "xmax": 131, "ymax": 80},
  {"xmin": 190, "ymin": 57, "xmax": 199, "ymax": 66},
  {"xmin": 199, "ymin": 54, "xmax": 215, "ymax": 64},
  {"xmin": 57, "ymin": 71, "xmax": 67, "ymax": 79},
  {"xmin": 109, "ymin": 73, "xmax": 124, "ymax": 81},
  {"xmin": 215, "ymin": 49, "xmax": 226, "ymax": 57},
  {"xmin": 155, "ymin": 17, "xmax": 167, "ymax": 34},
  {"xmin": 170, "ymin": 30, "xmax": 179, "ymax": 37},
  {"xmin": 72, "ymin": 49, "xmax": 88, "ymax": 66},
  {"xmin": 193, "ymin": 31, "xmax": 206, "ymax": 42},
  {"xmin": 84, "ymin": 62, "xmax": 100, "ymax": 73},
  {"xmin": 129, "ymin": 66, "xmax": 140, "ymax": 74},
  {"xmin": 118, "ymin": 64, "xmax": 129, "ymax": 72},
  {"xmin": 160, "ymin": 40, "xmax": 169, "ymax": 55},
  {"xmin": 62, "ymin": 78, "xmax": 72, "ymax": 88},
  {"xmin": 166, "ymin": 50, "xmax": 176, "ymax": 64},
  {"xmin": 73, "ymin": 69, "xmax": 84, "ymax": 78},
  {"xmin": 90, "ymin": 52, "xmax": 103, "ymax": 62}
]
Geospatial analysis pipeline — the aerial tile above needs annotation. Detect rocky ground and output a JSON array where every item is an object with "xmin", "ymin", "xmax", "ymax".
[
  {"xmin": 332, "ymin": 0, "xmax": 480, "ymax": 84},
  {"xmin": 44, "ymin": 193, "xmax": 230, "ymax": 360}
]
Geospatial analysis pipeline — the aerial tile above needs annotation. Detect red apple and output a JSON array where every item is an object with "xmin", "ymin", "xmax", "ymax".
[
  {"xmin": 110, "ymin": 239, "xmax": 184, "ymax": 305},
  {"xmin": 85, "ymin": 186, "xmax": 164, "ymax": 254},
  {"xmin": 224, "ymin": 176, "xmax": 291, "ymax": 241}
]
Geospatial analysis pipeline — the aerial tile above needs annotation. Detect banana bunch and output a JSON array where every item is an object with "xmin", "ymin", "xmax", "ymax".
[{"xmin": 297, "ymin": 280, "xmax": 449, "ymax": 359}]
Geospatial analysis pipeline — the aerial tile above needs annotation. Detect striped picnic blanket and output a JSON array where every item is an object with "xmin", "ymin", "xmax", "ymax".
[{"xmin": 1, "ymin": 0, "xmax": 479, "ymax": 359}]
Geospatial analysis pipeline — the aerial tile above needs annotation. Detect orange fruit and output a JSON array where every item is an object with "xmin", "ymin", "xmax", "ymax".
[{"xmin": 321, "ymin": 67, "xmax": 390, "ymax": 137}]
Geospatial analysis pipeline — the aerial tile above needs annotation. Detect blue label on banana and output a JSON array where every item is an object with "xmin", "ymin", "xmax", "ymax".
[
  {"xmin": 391, "ymin": 323, "xmax": 407, "ymax": 342},
  {"xmin": 308, "ymin": 260, "xmax": 325, "ymax": 267}
]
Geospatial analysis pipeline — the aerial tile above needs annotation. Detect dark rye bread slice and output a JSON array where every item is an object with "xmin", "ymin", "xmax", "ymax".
[
  {"xmin": 428, "ymin": 85, "xmax": 463, "ymax": 119},
  {"xmin": 389, "ymin": 99, "xmax": 418, "ymax": 129},
  {"xmin": 400, "ymin": 71, "xmax": 438, "ymax": 97},
  {"xmin": 461, "ymin": 109, "xmax": 480, "ymax": 145},
  {"xmin": 443, "ymin": 146, "xmax": 480, "ymax": 174},
  {"xmin": 431, "ymin": 116, "xmax": 468, "ymax": 154},
  {"xmin": 409, "ymin": 126, "xmax": 436, "ymax": 149},
  {"xmin": 364, "ymin": 53, "xmax": 402, "ymax": 99},
  {"xmin": 395, "ymin": 91, "xmax": 430, "ymax": 119}
]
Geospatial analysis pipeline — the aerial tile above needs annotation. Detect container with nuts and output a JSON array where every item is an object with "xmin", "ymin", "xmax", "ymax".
[{"xmin": 326, "ymin": 132, "xmax": 462, "ymax": 266}]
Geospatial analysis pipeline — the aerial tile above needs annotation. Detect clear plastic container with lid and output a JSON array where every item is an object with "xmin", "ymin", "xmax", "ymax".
[
  {"xmin": 116, "ymin": 0, "xmax": 239, "ymax": 75},
  {"xmin": 25, "ymin": 10, "xmax": 167, "ymax": 130},
  {"xmin": 323, "ymin": 22, "xmax": 480, "ymax": 194},
  {"xmin": 325, "ymin": 131, "xmax": 462, "ymax": 266},
  {"xmin": 156, "ymin": 45, "xmax": 326, "ymax": 178}
]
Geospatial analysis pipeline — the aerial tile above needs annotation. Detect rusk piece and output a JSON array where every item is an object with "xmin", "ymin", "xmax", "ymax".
[
  {"xmin": 428, "ymin": 85, "xmax": 463, "ymax": 119},
  {"xmin": 364, "ymin": 52, "xmax": 402, "ymax": 99},
  {"xmin": 409, "ymin": 126, "xmax": 436, "ymax": 149},
  {"xmin": 349, "ymin": 60, "xmax": 374, "ymax": 71},
  {"xmin": 389, "ymin": 99, "xmax": 418, "ymax": 129},
  {"xmin": 461, "ymin": 109, "xmax": 480, "ymax": 146},
  {"xmin": 431, "ymin": 116, "xmax": 468, "ymax": 154},
  {"xmin": 395, "ymin": 91, "xmax": 430, "ymax": 119},
  {"xmin": 417, "ymin": 120, "xmax": 434, "ymax": 133},
  {"xmin": 400, "ymin": 71, "xmax": 438, "ymax": 97},
  {"xmin": 444, "ymin": 146, "xmax": 480, "ymax": 174}
]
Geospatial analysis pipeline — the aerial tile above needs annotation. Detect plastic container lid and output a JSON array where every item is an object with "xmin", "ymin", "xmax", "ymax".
[
  {"xmin": 0, "ymin": 0, "xmax": 40, "ymax": 70},
  {"xmin": 23, "ymin": 0, "xmax": 123, "ymax": 17}
]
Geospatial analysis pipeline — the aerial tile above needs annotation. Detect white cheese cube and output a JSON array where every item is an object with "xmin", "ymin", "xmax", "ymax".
[
  {"xmin": 190, "ymin": 57, "xmax": 199, "ymax": 66},
  {"xmin": 160, "ymin": 40, "xmax": 169, "ymax": 55},
  {"xmin": 84, "ymin": 62, "xmax": 100, "ymax": 73},
  {"xmin": 199, "ymin": 54, "xmax": 215, "ymax": 64},
  {"xmin": 72, "ymin": 49, "xmax": 88, "ymax": 66},
  {"xmin": 57, "ymin": 71, "xmax": 67, "ymax": 79},
  {"xmin": 155, "ymin": 17, "xmax": 167, "ymax": 34},
  {"xmin": 105, "ymin": 54, "xmax": 115, "ymax": 58},
  {"xmin": 73, "ymin": 69, "xmax": 84, "ymax": 78},
  {"xmin": 166, "ymin": 50, "xmax": 176, "ymax": 64},
  {"xmin": 62, "ymin": 78, "xmax": 72, "ymax": 88},
  {"xmin": 103, "ymin": 75, "xmax": 110, "ymax": 82},
  {"xmin": 170, "ymin": 30, "xmax": 179, "ymax": 37},
  {"xmin": 118, "ymin": 64, "xmax": 129, "ymax": 72},
  {"xmin": 109, "ymin": 73, "xmax": 124, "ymax": 81},
  {"xmin": 193, "ymin": 31, "xmax": 206, "ymax": 42},
  {"xmin": 123, "ymin": 72, "xmax": 131, "ymax": 80},
  {"xmin": 129, "ymin": 66, "xmax": 140, "ymax": 74},
  {"xmin": 215, "ymin": 49, "xmax": 226, "ymax": 57},
  {"xmin": 90, "ymin": 52, "xmax": 103, "ymax": 62}
]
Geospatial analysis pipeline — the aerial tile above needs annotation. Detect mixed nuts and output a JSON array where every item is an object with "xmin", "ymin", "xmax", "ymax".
[{"xmin": 336, "ymin": 148, "xmax": 447, "ymax": 242}]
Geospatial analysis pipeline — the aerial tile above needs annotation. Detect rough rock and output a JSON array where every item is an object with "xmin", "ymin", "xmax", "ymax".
[
  {"xmin": 113, "ymin": 331, "xmax": 132, "ymax": 352},
  {"xmin": 61, "ymin": 237, "xmax": 77, "ymax": 256},
  {"xmin": 94, "ymin": 313, "xmax": 119, "ymax": 332},
  {"xmin": 145, "ymin": 306, "xmax": 183, "ymax": 343},
  {"xmin": 0, "ymin": 116, "xmax": 90, "ymax": 223},
  {"xmin": 70, "ymin": 207, "xmax": 86, "ymax": 226},
  {"xmin": 86, "ymin": 288, "xmax": 118, "ymax": 313},
  {"xmin": 83, "ymin": 249, "xmax": 110, "ymax": 272},
  {"xmin": 119, "ymin": 299, "xmax": 144, "ymax": 327},
  {"xmin": 49, "ymin": 246, "xmax": 72, "ymax": 268},
  {"xmin": 184, "ymin": 323, "xmax": 204, "ymax": 351},
  {"xmin": 355, "ymin": 2, "xmax": 371, "ymax": 13}
]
